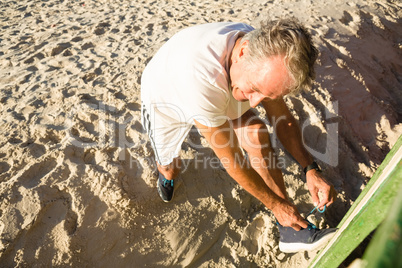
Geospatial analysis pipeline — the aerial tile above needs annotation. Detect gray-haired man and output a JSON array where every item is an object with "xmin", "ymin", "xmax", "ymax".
[{"xmin": 141, "ymin": 18, "xmax": 337, "ymax": 253}]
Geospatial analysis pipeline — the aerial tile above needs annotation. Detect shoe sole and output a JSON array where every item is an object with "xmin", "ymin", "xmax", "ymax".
[
  {"xmin": 279, "ymin": 231, "xmax": 336, "ymax": 253},
  {"xmin": 157, "ymin": 179, "xmax": 173, "ymax": 202}
]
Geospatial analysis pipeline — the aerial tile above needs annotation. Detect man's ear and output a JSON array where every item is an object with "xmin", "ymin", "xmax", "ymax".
[{"xmin": 238, "ymin": 40, "xmax": 249, "ymax": 59}]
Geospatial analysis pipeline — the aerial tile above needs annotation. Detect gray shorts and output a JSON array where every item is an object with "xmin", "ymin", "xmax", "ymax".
[
  {"xmin": 141, "ymin": 103, "xmax": 193, "ymax": 166},
  {"xmin": 141, "ymin": 100, "xmax": 251, "ymax": 166}
]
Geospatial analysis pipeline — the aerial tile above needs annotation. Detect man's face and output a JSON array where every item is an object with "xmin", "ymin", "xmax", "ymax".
[{"xmin": 230, "ymin": 45, "xmax": 294, "ymax": 107}]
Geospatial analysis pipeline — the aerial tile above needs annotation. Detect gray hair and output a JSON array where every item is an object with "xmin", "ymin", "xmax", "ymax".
[{"xmin": 242, "ymin": 18, "xmax": 318, "ymax": 93}]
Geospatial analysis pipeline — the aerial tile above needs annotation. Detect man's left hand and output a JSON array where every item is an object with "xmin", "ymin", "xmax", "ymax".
[{"xmin": 306, "ymin": 170, "xmax": 337, "ymax": 210}]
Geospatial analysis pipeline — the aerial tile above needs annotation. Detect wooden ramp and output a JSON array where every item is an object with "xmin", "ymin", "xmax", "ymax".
[{"xmin": 309, "ymin": 134, "xmax": 402, "ymax": 268}]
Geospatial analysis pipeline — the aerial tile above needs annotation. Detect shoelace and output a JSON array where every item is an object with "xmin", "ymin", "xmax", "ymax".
[
  {"xmin": 306, "ymin": 205, "xmax": 326, "ymax": 230},
  {"xmin": 275, "ymin": 205, "xmax": 327, "ymax": 229},
  {"xmin": 162, "ymin": 178, "xmax": 174, "ymax": 187},
  {"xmin": 307, "ymin": 205, "xmax": 327, "ymax": 215}
]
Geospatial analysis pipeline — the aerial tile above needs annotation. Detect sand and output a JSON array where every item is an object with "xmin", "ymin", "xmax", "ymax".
[{"xmin": 0, "ymin": 0, "xmax": 401, "ymax": 267}]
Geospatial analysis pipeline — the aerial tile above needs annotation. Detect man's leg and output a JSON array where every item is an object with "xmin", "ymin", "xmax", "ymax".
[
  {"xmin": 157, "ymin": 156, "xmax": 182, "ymax": 180},
  {"xmin": 156, "ymin": 157, "xmax": 181, "ymax": 202},
  {"xmin": 141, "ymin": 103, "xmax": 189, "ymax": 202},
  {"xmin": 231, "ymin": 110, "xmax": 288, "ymax": 200}
]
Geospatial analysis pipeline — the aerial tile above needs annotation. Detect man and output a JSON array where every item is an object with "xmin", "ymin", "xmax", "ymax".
[{"xmin": 141, "ymin": 18, "xmax": 337, "ymax": 253}]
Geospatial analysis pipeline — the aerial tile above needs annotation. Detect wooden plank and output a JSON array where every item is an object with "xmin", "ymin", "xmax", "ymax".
[
  {"xmin": 310, "ymin": 155, "xmax": 402, "ymax": 268},
  {"xmin": 362, "ymin": 177, "xmax": 402, "ymax": 268},
  {"xmin": 309, "ymin": 135, "xmax": 402, "ymax": 268},
  {"xmin": 338, "ymin": 135, "xmax": 402, "ymax": 227}
]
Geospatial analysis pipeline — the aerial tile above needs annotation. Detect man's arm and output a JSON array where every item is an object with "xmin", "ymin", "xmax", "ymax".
[
  {"xmin": 194, "ymin": 119, "xmax": 308, "ymax": 230},
  {"xmin": 261, "ymin": 98, "xmax": 337, "ymax": 209}
]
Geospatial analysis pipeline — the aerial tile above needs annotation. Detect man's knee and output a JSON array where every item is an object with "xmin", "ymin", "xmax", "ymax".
[{"xmin": 243, "ymin": 120, "xmax": 271, "ymax": 150}]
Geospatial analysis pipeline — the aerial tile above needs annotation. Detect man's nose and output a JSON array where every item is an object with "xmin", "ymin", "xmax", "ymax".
[{"xmin": 249, "ymin": 93, "xmax": 265, "ymax": 108}]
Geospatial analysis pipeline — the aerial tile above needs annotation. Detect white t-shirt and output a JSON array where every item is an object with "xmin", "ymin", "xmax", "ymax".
[{"xmin": 141, "ymin": 22, "xmax": 254, "ymax": 128}]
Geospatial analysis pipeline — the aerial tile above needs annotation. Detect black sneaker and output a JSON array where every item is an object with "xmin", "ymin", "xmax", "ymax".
[
  {"xmin": 277, "ymin": 222, "xmax": 337, "ymax": 253},
  {"xmin": 157, "ymin": 172, "xmax": 174, "ymax": 202}
]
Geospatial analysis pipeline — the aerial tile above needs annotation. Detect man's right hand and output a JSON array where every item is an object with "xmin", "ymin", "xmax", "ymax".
[{"xmin": 272, "ymin": 200, "xmax": 308, "ymax": 231}]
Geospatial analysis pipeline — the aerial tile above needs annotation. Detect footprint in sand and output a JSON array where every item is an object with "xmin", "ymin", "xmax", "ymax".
[
  {"xmin": 239, "ymin": 215, "xmax": 269, "ymax": 255},
  {"xmin": 19, "ymin": 157, "xmax": 58, "ymax": 189}
]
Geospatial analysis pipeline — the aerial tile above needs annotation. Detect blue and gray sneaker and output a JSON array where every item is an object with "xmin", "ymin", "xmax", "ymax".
[
  {"xmin": 157, "ymin": 172, "xmax": 174, "ymax": 202},
  {"xmin": 277, "ymin": 222, "xmax": 337, "ymax": 253}
]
